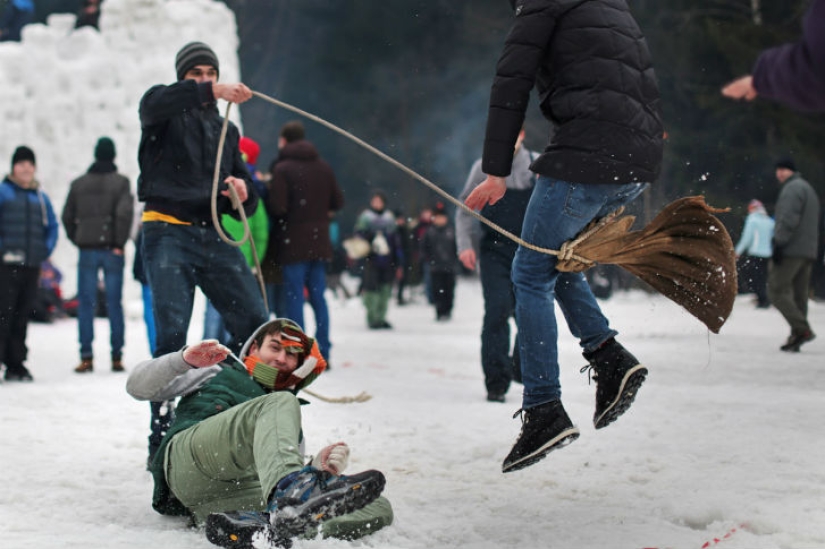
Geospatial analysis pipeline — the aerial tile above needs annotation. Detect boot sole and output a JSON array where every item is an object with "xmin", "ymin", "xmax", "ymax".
[
  {"xmin": 206, "ymin": 512, "xmax": 291, "ymax": 549},
  {"xmin": 273, "ymin": 471, "xmax": 386, "ymax": 539},
  {"xmin": 502, "ymin": 427, "xmax": 580, "ymax": 473},
  {"xmin": 594, "ymin": 365, "xmax": 647, "ymax": 430}
]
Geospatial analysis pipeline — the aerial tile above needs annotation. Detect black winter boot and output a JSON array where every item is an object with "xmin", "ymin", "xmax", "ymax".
[
  {"xmin": 582, "ymin": 338, "xmax": 647, "ymax": 429},
  {"xmin": 502, "ymin": 400, "xmax": 580, "ymax": 473}
]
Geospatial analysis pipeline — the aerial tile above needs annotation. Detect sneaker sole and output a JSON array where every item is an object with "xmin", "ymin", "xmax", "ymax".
[
  {"xmin": 273, "ymin": 472, "xmax": 386, "ymax": 539},
  {"xmin": 206, "ymin": 512, "xmax": 291, "ymax": 549},
  {"xmin": 594, "ymin": 364, "xmax": 647, "ymax": 430},
  {"xmin": 502, "ymin": 427, "xmax": 580, "ymax": 473}
]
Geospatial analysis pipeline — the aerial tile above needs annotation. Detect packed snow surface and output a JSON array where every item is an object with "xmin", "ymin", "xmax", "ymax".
[{"xmin": 2, "ymin": 280, "xmax": 824, "ymax": 549}]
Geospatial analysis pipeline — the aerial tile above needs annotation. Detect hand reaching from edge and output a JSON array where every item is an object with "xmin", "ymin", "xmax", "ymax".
[{"xmin": 722, "ymin": 75, "xmax": 758, "ymax": 101}]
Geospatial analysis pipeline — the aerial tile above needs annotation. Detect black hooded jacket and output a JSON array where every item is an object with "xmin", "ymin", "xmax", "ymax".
[{"xmin": 483, "ymin": 0, "xmax": 663, "ymax": 185}]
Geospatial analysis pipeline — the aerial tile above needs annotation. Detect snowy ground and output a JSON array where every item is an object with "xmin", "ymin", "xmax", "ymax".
[{"xmin": 2, "ymin": 276, "xmax": 824, "ymax": 549}]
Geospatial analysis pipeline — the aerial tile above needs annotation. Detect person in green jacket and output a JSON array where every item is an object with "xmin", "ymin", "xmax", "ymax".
[{"xmin": 126, "ymin": 318, "xmax": 392, "ymax": 548}]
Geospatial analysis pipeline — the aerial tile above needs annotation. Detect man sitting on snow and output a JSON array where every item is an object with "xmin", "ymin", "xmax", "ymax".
[{"xmin": 126, "ymin": 318, "xmax": 392, "ymax": 548}]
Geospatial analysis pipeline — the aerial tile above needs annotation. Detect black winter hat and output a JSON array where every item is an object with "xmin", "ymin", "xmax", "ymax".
[
  {"xmin": 11, "ymin": 145, "xmax": 36, "ymax": 167},
  {"xmin": 775, "ymin": 157, "xmax": 797, "ymax": 172},
  {"xmin": 175, "ymin": 41, "xmax": 219, "ymax": 81},
  {"xmin": 94, "ymin": 137, "xmax": 116, "ymax": 162}
]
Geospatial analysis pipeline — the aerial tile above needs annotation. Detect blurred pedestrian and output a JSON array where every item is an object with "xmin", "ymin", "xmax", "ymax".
[
  {"xmin": 420, "ymin": 202, "xmax": 458, "ymax": 321},
  {"xmin": 393, "ymin": 209, "xmax": 413, "ymax": 305},
  {"xmin": 75, "ymin": 0, "xmax": 102, "ymax": 30},
  {"xmin": 0, "ymin": 146, "xmax": 59, "ymax": 382},
  {"xmin": 355, "ymin": 190, "xmax": 402, "ymax": 329},
  {"xmin": 265, "ymin": 121, "xmax": 343, "ymax": 363},
  {"xmin": 62, "ymin": 137, "xmax": 134, "ymax": 373},
  {"xmin": 734, "ymin": 199, "xmax": 774, "ymax": 309},
  {"xmin": 0, "ymin": 0, "xmax": 35, "ymax": 42},
  {"xmin": 768, "ymin": 158, "xmax": 820, "ymax": 352},
  {"xmin": 457, "ymin": 127, "xmax": 535, "ymax": 403}
]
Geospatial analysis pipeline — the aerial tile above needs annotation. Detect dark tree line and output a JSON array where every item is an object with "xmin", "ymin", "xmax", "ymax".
[{"xmin": 35, "ymin": 0, "xmax": 825, "ymax": 235}]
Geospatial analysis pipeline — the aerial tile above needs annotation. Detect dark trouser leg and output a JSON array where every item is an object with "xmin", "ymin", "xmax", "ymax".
[
  {"xmin": 0, "ymin": 265, "xmax": 38, "ymax": 373},
  {"xmin": 768, "ymin": 257, "xmax": 813, "ymax": 333},
  {"xmin": 479, "ymin": 251, "xmax": 516, "ymax": 395}
]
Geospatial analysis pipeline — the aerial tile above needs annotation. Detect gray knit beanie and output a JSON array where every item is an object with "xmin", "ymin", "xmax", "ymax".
[{"xmin": 175, "ymin": 41, "xmax": 219, "ymax": 81}]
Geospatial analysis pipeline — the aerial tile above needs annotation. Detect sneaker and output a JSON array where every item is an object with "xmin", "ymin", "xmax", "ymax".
[
  {"xmin": 582, "ymin": 338, "xmax": 647, "ymax": 430},
  {"xmin": 780, "ymin": 329, "xmax": 816, "ymax": 352},
  {"xmin": 268, "ymin": 466, "xmax": 386, "ymax": 539},
  {"xmin": 502, "ymin": 400, "xmax": 580, "ymax": 473},
  {"xmin": 206, "ymin": 511, "xmax": 291, "ymax": 549},
  {"xmin": 4, "ymin": 366, "xmax": 34, "ymax": 382},
  {"xmin": 74, "ymin": 359, "xmax": 94, "ymax": 373},
  {"xmin": 487, "ymin": 392, "xmax": 506, "ymax": 403},
  {"xmin": 111, "ymin": 359, "xmax": 126, "ymax": 372}
]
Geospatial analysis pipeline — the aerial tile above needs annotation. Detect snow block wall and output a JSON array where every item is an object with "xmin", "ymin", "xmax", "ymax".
[{"xmin": 0, "ymin": 0, "xmax": 243, "ymax": 287}]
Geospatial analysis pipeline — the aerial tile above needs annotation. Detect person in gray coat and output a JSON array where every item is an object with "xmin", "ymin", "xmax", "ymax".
[
  {"xmin": 768, "ymin": 158, "xmax": 820, "ymax": 352},
  {"xmin": 62, "ymin": 137, "xmax": 134, "ymax": 373}
]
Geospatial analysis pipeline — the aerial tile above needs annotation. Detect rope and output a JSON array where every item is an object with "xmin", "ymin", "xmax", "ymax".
[
  {"xmin": 301, "ymin": 388, "xmax": 372, "ymax": 404},
  {"xmin": 207, "ymin": 89, "xmax": 609, "ymax": 405},
  {"xmin": 248, "ymin": 89, "xmax": 594, "ymax": 267},
  {"xmin": 211, "ymin": 102, "xmax": 268, "ymax": 312}
]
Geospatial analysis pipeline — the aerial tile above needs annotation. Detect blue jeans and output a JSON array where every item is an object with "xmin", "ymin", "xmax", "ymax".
[
  {"xmin": 512, "ymin": 177, "xmax": 648, "ymax": 408},
  {"xmin": 282, "ymin": 261, "xmax": 331, "ymax": 360},
  {"xmin": 141, "ymin": 222, "xmax": 268, "ymax": 356},
  {"xmin": 77, "ymin": 249, "xmax": 125, "ymax": 359},
  {"xmin": 203, "ymin": 298, "xmax": 231, "ymax": 344},
  {"xmin": 266, "ymin": 282, "xmax": 288, "ymax": 319}
]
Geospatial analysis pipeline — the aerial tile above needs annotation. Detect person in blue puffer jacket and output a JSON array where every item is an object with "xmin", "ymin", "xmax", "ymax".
[{"xmin": 0, "ymin": 145, "xmax": 59, "ymax": 381}]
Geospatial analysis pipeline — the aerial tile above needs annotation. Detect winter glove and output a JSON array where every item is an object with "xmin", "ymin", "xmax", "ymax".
[
  {"xmin": 311, "ymin": 442, "xmax": 350, "ymax": 475},
  {"xmin": 183, "ymin": 339, "xmax": 231, "ymax": 368}
]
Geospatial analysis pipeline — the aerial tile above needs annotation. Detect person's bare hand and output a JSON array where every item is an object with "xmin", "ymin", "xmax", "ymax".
[
  {"xmin": 722, "ymin": 75, "xmax": 758, "ymax": 101},
  {"xmin": 222, "ymin": 176, "xmax": 248, "ymax": 203},
  {"xmin": 212, "ymin": 82, "xmax": 253, "ymax": 104},
  {"xmin": 459, "ymin": 249, "xmax": 477, "ymax": 271},
  {"xmin": 183, "ymin": 340, "xmax": 231, "ymax": 368},
  {"xmin": 465, "ymin": 176, "xmax": 507, "ymax": 210}
]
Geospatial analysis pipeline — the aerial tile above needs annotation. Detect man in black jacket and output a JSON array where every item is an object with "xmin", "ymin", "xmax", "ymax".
[
  {"xmin": 137, "ymin": 41, "xmax": 268, "ymax": 462},
  {"xmin": 62, "ymin": 137, "xmax": 134, "ymax": 373},
  {"xmin": 465, "ymin": 0, "xmax": 664, "ymax": 473}
]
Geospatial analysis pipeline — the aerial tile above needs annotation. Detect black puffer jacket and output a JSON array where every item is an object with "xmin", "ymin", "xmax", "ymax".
[
  {"xmin": 483, "ymin": 0, "xmax": 663, "ymax": 185},
  {"xmin": 137, "ymin": 79, "xmax": 257, "ymax": 222}
]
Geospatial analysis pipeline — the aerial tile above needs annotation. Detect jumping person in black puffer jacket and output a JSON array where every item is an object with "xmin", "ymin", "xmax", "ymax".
[{"xmin": 465, "ymin": 0, "xmax": 664, "ymax": 473}]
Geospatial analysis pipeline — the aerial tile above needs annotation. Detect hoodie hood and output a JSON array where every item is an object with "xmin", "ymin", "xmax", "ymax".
[{"xmin": 239, "ymin": 318, "xmax": 327, "ymax": 392}]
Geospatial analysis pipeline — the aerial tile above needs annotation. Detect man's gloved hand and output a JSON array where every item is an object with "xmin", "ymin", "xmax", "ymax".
[
  {"xmin": 183, "ymin": 339, "xmax": 231, "ymax": 368},
  {"xmin": 312, "ymin": 442, "xmax": 350, "ymax": 475}
]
